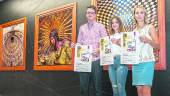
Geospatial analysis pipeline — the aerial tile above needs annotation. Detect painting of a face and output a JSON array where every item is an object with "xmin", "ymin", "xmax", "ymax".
[
  {"xmin": 50, "ymin": 37, "xmax": 56, "ymax": 45},
  {"xmin": 34, "ymin": 2, "xmax": 76, "ymax": 70}
]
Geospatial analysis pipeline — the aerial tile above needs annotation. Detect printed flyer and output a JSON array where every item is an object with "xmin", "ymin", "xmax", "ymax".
[{"xmin": 74, "ymin": 44, "xmax": 92, "ymax": 72}]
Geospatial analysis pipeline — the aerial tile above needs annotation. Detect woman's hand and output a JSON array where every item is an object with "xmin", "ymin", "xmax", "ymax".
[
  {"xmin": 139, "ymin": 35, "xmax": 151, "ymax": 43},
  {"xmin": 92, "ymin": 48, "xmax": 100, "ymax": 54},
  {"xmin": 111, "ymin": 38, "xmax": 121, "ymax": 46}
]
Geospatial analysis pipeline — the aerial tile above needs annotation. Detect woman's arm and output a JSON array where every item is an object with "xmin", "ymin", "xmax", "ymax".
[{"xmin": 140, "ymin": 24, "xmax": 160, "ymax": 49}]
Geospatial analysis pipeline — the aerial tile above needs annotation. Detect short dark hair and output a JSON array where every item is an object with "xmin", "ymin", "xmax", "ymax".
[{"xmin": 87, "ymin": 5, "xmax": 97, "ymax": 14}]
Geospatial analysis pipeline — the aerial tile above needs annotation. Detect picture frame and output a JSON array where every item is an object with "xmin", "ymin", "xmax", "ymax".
[
  {"xmin": 0, "ymin": 17, "xmax": 27, "ymax": 71},
  {"xmin": 34, "ymin": 2, "xmax": 76, "ymax": 71},
  {"xmin": 91, "ymin": 0, "xmax": 166, "ymax": 70}
]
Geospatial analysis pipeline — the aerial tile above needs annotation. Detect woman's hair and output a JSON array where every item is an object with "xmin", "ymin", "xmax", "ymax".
[
  {"xmin": 49, "ymin": 29, "xmax": 58, "ymax": 39},
  {"xmin": 109, "ymin": 16, "xmax": 125, "ymax": 35},
  {"xmin": 49, "ymin": 29, "xmax": 59, "ymax": 50},
  {"xmin": 133, "ymin": 5, "xmax": 148, "ymax": 25}
]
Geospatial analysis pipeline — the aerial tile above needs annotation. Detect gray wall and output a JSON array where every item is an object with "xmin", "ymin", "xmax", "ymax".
[{"xmin": 0, "ymin": 0, "xmax": 169, "ymax": 96}]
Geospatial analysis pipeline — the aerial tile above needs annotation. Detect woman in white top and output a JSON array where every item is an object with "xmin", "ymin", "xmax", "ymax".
[{"xmin": 132, "ymin": 5, "xmax": 159, "ymax": 96}]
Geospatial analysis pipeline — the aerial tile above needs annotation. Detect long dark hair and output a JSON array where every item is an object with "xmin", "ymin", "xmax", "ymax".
[{"xmin": 49, "ymin": 29, "xmax": 60, "ymax": 50}]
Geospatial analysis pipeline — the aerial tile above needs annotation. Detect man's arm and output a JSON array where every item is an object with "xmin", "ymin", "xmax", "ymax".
[
  {"xmin": 99, "ymin": 24, "xmax": 108, "ymax": 37},
  {"xmin": 77, "ymin": 26, "xmax": 84, "ymax": 44}
]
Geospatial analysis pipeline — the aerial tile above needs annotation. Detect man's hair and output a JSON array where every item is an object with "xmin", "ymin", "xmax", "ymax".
[{"xmin": 87, "ymin": 5, "xmax": 97, "ymax": 14}]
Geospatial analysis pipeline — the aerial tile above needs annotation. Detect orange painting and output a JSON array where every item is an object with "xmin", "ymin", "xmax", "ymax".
[
  {"xmin": 34, "ymin": 2, "xmax": 76, "ymax": 71},
  {"xmin": 0, "ymin": 17, "xmax": 27, "ymax": 71}
]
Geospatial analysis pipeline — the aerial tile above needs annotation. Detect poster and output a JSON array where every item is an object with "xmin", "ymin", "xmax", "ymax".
[
  {"xmin": 100, "ymin": 36, "xmax": 114, "ymax": 65},
  {"xmin": 120, "ymin": 31, "xmax": 139, "ymax": 64},
  {"xmin": 74, "ymin": 44, "xmax": 92, "ymax": 72}
]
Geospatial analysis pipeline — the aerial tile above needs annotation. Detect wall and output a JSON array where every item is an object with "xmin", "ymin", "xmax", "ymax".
[{"xmin": 0, "ymin": 0, "xmax": 169, "ymax": 96}]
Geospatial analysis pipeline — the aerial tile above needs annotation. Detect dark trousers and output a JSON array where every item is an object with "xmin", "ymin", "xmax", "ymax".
[{"xmin": 79, "ymin": 60, "xmax": 103, "ymax": 96}]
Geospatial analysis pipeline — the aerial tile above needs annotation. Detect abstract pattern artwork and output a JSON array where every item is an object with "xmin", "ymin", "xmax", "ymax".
[{"xmin": 94, "ymin": 0, "xmax": 157, "ymax": 31}]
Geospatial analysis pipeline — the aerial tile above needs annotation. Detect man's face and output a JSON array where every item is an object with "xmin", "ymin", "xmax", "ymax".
[{"xmin": 86, "ymin": 8, "xmax": 96, "ymax": 21}]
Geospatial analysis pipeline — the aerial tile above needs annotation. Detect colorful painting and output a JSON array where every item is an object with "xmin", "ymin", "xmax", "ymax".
[
  {"xmin": 34, "ymin": 2, "xmax": 76, "ymax": 70},
  {"xmin": 0, "ymin": 17, "xmax": 27, "ymax": 71}
]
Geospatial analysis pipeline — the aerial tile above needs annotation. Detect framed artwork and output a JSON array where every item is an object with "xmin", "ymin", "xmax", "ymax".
[
  {"xmin": 34, "ymin": 2, "xmax": 76, "ymax": 71},
  {"xmin": 0, "ymin": 17, "xmax": 27, "ymax": 71},
  {"xmin": 91, "ymin": 0, "xmax": 166, "ymax": 70}
]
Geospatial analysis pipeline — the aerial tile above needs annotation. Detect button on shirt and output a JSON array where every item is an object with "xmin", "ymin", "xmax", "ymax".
[{"xmin": 77, "ymin": 21, "xmax": 107, "ymax": 61}]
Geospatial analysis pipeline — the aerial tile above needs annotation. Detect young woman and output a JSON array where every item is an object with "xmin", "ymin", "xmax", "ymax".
[
  {"xmin": 132, "ymin": 5, "xmax": 159, "ymax": 96},
  {"xmin": 40, "ymin": 29, "xmax": 72, "ymax": 65},
  {"xmin": 108, "ymin": 16, "xmax": 128, "ymax": 96}
]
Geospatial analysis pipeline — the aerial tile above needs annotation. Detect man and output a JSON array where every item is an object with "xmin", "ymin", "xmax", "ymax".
[{"xmin": 77, "ymin": 5, "xmax": 108, "ymax": 96}]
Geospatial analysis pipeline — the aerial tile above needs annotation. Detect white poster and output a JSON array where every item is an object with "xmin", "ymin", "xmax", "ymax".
[
  {"xmin": 100, "ymin": 36, "xmax": 114, "ymax": 65},
  {"xmin": 120, "ymin": 31, "xmax": 139, "ymax": 64},
  {"xmin": 74, "ymin": 44, "xmax": 92, "ymax": 72}
]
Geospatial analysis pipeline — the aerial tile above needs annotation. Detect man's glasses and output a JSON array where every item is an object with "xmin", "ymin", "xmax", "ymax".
[{"xmin": 86, "ymin": 12, "xmax": 96, "ymax": 14}]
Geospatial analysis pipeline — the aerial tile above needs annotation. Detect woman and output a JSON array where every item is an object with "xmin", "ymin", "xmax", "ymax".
[
  {"xmin": 132, "ymin": 5, "xmax": 159, "ymax": 96},
  {"xmin": 108, "ymin": 16, "xmax": 128, "ymax": 96},
  {"xmin": 49, "ymin": 29, "xmax": 72, "ymax": 65},
  {"xmin": 40, "ymin": 29, "xmax": 72, "ymax": 65},
  {"xmin": 49, "ymin": 29, "xmax": 63, "ymax": 52}
]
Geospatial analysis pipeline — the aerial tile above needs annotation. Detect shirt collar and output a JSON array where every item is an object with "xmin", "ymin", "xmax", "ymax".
[{"xmin": 87, "ymin": 21, "xmax": 96, "ymax": 30}]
